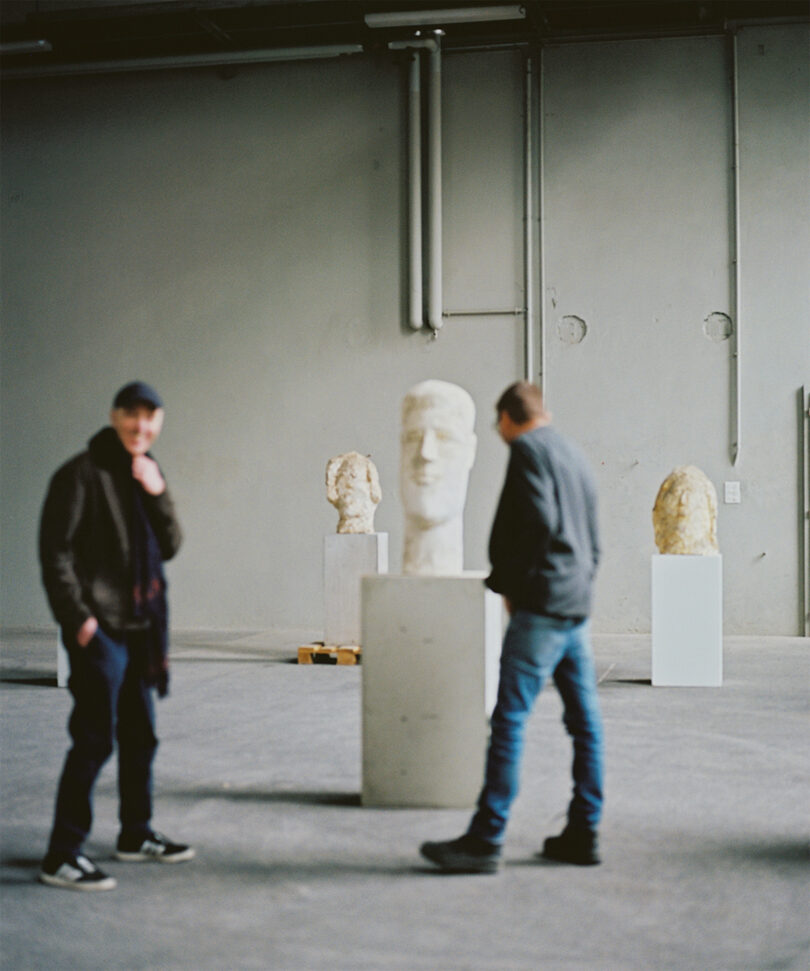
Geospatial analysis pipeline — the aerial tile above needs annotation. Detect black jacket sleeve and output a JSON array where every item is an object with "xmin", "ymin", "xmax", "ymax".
[
  {"xmin": 141, "ymin": 486, "xmax": 183, "ymax": 562},
  {"xmin": 39, "ymin": 459, "xmax": 94, "ymax": 637}
]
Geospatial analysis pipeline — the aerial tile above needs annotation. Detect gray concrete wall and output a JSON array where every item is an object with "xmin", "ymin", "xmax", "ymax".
[
  {"xmin": 542, "ymin": 26, "xmax": 810, "ymax": 634},
  {"xmin": 1, "ymin": 26, "xmax": 807, "ymax": 635}
]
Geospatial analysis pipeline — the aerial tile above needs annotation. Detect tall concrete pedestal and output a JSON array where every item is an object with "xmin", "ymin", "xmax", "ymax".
[
  {"xmin": 324, "ymin": 533, "xmax": 387, "ymax": 646},
  {"xmin": 361, "ymin": 574, "xmax": 502, "ymax": 807},
  {"xmin": 57, "ymin": 631, "xmax": 69, "ymax": 688},
  {"xmin": 652, "ymin": 554, "xmax": 722, "ymax": 686}
]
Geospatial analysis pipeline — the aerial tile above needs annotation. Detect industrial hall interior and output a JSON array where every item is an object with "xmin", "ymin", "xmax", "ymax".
[{"xmin": 1, "ymin": 1, "xmax": 808, "ymax": 969}]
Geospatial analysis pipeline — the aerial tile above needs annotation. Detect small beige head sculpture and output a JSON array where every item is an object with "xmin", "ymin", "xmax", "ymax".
[
  {"xmin": 326, "ymin": 451, "xmax": 381, "ymax": 534},
  {"xmin": 653, "ymin": 465, "xmax": 719, "ymax": 555}
]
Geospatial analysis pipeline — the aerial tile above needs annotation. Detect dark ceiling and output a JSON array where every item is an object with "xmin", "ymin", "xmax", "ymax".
[{"xmin": 1, "ymin": 1, "xmax": 807, "ymax": 76}]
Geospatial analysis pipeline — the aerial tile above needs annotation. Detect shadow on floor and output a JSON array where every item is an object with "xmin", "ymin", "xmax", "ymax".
[
  {"xmin": 162, "ymin": 787, "xmax": 362, "ymax": 807},
  {"xmin": 0, "ymin": 673, "xmax": 58, "ymax": 687}
]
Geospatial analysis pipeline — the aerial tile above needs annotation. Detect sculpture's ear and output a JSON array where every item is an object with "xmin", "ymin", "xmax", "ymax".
[
  {"xmin": 368, "ymin": 461, "xmax": 382, "ymax": 504},
  {"xmin": 326, "ymin": 457, "xmax": 339, "ymax": 501}
]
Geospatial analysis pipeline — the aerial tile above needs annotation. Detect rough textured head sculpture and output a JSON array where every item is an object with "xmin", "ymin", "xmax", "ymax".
[
  {"xmin": 400, "ymin": 379, "xmax": 477, "ymax": 575},
  {"xmin": 653, "ymin": 465, "xmax": 719, "ymax": 555},
  {"xmin": 326, "ymin": 451, "xmax": 381, "ymax": 534}
]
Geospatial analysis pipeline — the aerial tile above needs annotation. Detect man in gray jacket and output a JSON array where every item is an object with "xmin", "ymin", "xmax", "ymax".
[
  {"xmin": 38, "ymin": 382, "xmax": 194, "ymax": 891},
  {"xmin": 421, "ymin": 381, "xmax": 604, "ymax": 873}
]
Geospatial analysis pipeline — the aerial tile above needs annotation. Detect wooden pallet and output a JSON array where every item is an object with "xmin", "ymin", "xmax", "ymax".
[{"xmin": 297, "ymin": 643, "xmax": 362, "ymax": 665}]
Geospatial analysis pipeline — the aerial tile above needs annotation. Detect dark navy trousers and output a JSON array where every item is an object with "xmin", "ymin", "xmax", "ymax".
[{"xmin": 48, "ymin": 627, "xmax": 157, "ymax": 857}]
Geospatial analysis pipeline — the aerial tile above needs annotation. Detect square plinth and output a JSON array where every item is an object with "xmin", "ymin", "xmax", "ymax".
[
  {"xmin": 652, "ymin": 554, "xmax": 723, "ymax": 687},
  {"xmin": 324, "ymin": 533, "xmax": 388, "ymax": 645},
  {"xmin": 361, "ymin": 574, "xmax": 502, "ymax": 807},
  {"xmin": 57, "ymin": 631, "xmax": 69, "ymax": 688}
]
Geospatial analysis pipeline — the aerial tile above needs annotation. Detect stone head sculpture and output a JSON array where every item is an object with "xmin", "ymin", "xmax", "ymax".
[
  {"xmin": 653, "ymin": 465, "xmax": 719, "ymax": 555},
  {"xmin": 400, "ymin": 379, "xmax": 477, "ymax": 575},
  {"xmin": 326, "ymin": 451, "xmax": 381, "ymax": 534}
]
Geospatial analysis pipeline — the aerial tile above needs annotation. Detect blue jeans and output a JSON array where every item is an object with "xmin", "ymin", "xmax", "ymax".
[
  {"xmin": 48, "ymin": 627, "xmax": 158, "ymax": 857},
  {"xmin": 467, "ymin": 611, "xmax": 604, "ymax": 845}
]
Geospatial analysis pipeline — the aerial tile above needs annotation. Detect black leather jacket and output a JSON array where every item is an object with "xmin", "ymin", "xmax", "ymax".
[{"xmin": 39, "ymin": 427, "xmax": 182, "ymax": 640}]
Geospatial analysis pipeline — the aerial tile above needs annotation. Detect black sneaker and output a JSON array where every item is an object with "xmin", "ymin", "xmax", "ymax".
[
  {"xmin": 39, "ymin": 852, "xmax": 117, "ymax": 891},
  {"xmin": 115, "ymin": 831, "xmax": 195, "ymax": 864},
  {"xmin": 539, "ymin": 825, "xmax": 601, "ymax": 866},
  {"xmin": 420, "ymin": 834, "xmax": 501, "ymax": 874}
]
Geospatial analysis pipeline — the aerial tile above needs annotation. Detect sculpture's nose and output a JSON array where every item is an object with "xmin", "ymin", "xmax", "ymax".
[{"xmin": 418, "ymin": 428, "xmax": 439, "ymax": 461}]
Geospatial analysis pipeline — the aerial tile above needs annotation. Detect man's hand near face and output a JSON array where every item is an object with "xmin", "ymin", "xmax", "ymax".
[{"xmin": 132, "ymin": 455, "xmax": 165, "ymax": 496}]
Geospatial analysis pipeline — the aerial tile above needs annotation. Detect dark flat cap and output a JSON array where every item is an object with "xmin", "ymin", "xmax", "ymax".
[{"xmin": 113, "ymin": 381, "xmax": 163, "ymax": 410}]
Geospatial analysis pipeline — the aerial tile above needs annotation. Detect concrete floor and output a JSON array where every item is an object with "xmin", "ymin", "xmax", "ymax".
[{"xmin": 1, "ymin": 629, "xmax": 808, "ymax": 971}]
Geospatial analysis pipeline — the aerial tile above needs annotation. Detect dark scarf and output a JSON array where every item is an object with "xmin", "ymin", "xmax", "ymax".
[
  {"xmin": 131, "ymin": 484, "xmax": 170, "ymax": 697},
  {"xmin": 90, "ymin": 427, "xmax": 170, "ymax": 697}
]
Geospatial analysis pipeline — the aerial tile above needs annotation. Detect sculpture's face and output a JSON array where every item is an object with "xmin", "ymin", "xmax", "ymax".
[
  {"xmin": 400, "ymin": 397, "xmax": 476, "ymax": 527},
  {"xmin": 334, "ymin": 463, "xmax": 375, "ymax": 518},
  {"xmin": 652, "ymin": 465, "xmax": 719, "ymax": 555}
]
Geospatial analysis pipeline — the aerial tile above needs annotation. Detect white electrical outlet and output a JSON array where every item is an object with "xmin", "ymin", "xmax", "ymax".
[{"xmin": 724, "ymin": 481, "xmax": 741, "ymax": 504}]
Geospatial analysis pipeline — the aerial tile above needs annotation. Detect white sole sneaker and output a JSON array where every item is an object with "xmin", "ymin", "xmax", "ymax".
[
  {"xmin": 39, "ymin": 857, "xmax": 117, "ymax": 891},
  {"xmin": 115, "ymin": 844, "xmax": 196, "ymax": 864}
]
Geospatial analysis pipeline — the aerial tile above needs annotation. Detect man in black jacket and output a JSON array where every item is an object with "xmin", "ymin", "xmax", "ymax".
[
  {"xmin": 38, "ymin": 382, "xmax": 194, "ymax": 891},
  {"xmin": 421, "ymin": 381, "xmax": 604, "ymax": 873}
]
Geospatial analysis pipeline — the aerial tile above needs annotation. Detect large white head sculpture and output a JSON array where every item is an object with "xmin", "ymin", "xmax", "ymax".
[
  {"xmin": 400, "ymin": 379, "xmax": 477, "ymax": 575},
  {"xmin": 326, "ymin": 451, "xmax": 381, "ymax": 534},
  {"xmin": 652, "ymin": 465, "xmax": 719, "ymax": 555}
]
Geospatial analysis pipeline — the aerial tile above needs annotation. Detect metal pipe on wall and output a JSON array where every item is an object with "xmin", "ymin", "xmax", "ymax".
[
  {"xmin": 408, "ymin": 50, "xmax": 423, "ymax": 330},
  {"xmin": 389, "ymin": 36, "xmax": 440, "ymax": 331},
  {"xmin": 523, "ymin": 54, "xmax": 535, "ymax": 382},
  {"xmin": 803, "ymin": 386, "xmax": 810, "ymax": 636},
  {"xmin": 427, "ymin": 37, "xmax": 444, "ymax": 330},
  {"xmin": 728, "ymin": 28, "xmax": 742, "ymax": 466},
  {"xmin": 537, "ymin": 47, "xmax": 547, "ymax": 402},
  {"xmin": 0, "ymin": 44, "xmax": 364, "ymax": 79},
  {"xmin": 443, "ymin": 308, "xmax": 525, "ymax": 317}
]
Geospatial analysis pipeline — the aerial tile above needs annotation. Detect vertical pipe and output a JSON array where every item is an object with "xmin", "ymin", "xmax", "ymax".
[
  {"xmin": 427, "ymin": 36, "xmax": 443, "ymax": 331},
  {"xmin": 537, "ymin": 46, "xmax": 547, "ymax": 402},
  {"xmin": 523, "ymin": 54, "xmax": 535, "ymax": 382},
  {"xmin": 408, "ymin": 51, "xmax": 423, "ymax": 330},
  {"xmin": 803, "ymin": 386, "xmax": 810, "ymax": 636},
  {"xmin": 729, "ymin": 29, "xmax": 742, "ymax": 465}
]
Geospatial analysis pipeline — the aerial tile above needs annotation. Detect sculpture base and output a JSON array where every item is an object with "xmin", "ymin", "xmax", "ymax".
[
  {"xmin": 361, "ymin": 574, "xmax": 502, "ymax": 807},
  {"xmin": 57, "ymin": 631, "xmax": 68, "ymax": 688},
  {"xmin": 652, "ymin": 554, "xmax": 722, "ymax": 686},
  {"xmin": 324, "ymin": 533, "xmax": 388, "ymax": 646}
]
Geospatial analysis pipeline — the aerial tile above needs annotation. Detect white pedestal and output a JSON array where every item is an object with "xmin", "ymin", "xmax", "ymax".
[
  {"xmin": 361, "ymin": 574, "xmax": 502, "ymax": 807},
  {"xmin": 324, "ymin": 533, "xmax": 388, "ymax": 646},
  {"xmin": 57, "ymin": 631, "xmax": 69, "ymax": 688},
  {"xmin": 652, "ymin": 555, "xmax": 722, "ymax": 686}
]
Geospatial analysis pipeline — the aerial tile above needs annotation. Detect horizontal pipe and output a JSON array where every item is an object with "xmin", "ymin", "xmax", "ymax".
[
  {"xmin": 0, "ymin": 39, "xmax": 52, "ymax": 55},
  {"xmin": 387, "ymin": 38, "xmax": 439, "ymax": 52},
  {"xmin": 443, "ymin": 309, "xmax": 526, "ymax": 317},
  {"xmin": 366, "ymin": 6, "xmax": 525, "ymax": 28},
  {"xmin": 1, "ymin": 44, "xmax": 364, "ymax": 79}
]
